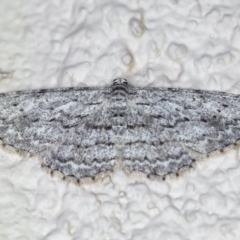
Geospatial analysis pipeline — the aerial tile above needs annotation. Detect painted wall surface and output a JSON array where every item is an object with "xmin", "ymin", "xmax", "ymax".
[{"xmin": 1, "ymin": 0, "xmax": 240, "ymax": 239}]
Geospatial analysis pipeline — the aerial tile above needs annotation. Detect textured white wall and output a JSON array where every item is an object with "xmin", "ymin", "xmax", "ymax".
[{"xmin": 1, "ymin": 0, "xmax": 240, "ymax": 239}]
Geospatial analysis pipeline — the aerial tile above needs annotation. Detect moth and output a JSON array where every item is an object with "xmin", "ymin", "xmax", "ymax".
[{"xmin": 0, "ymin": 78, "xmax": 239, "ymax": 180}]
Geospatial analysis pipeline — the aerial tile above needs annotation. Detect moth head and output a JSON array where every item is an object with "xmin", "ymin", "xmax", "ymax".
[{"xmin": 112, "ymin": 78, "xmax": 128, "ymax": 86}]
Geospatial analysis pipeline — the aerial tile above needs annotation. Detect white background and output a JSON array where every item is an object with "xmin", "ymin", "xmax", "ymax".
[{"xmin": 1, "ymin": 0, "xmax": 240, "ymax": 239}]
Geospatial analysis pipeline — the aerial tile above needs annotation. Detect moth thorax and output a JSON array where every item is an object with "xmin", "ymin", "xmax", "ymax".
[{"xmin": 112, "ymin": 78, "xmax": 128, "ymax": 86}]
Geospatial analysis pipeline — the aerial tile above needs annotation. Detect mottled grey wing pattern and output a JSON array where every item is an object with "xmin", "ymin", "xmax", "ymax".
[
  {"xmin": 0, "ymin": 87, "xmax": 116, "ymax": 179},
  {"xmin": 123, "ymin": 88, "xmax": 240, "ymax": 177},
  {"xmin": 0, "ymin": 79, "xmax": 240, "ymax": 180}
]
